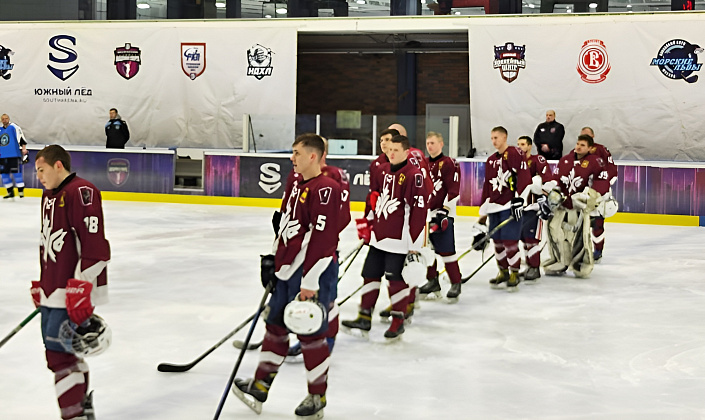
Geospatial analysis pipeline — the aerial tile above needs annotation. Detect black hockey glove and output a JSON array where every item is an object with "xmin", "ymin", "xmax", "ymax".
[
  {"xmin": 260, "ymin": 254, "xmax": 277, "ymax": 291},
  {"xmin": 536, "ymin": 196, "xmax": 553, "ymax": 220},
  {"xmin": 271, "ymin": 211, "xmax": 282, "ymax": 236},
  {"xmin": 470, "ymin": 222, "xmax": 489, "ymax": 251},
  {"xmin": 510, "ymin": 197, "xmax": 524, "ymax": 221}
]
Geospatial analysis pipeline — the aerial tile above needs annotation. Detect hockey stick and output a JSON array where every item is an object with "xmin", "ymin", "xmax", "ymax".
[
  {"xmin": 0, "ymin": 308, "xmax": 40, "ymax": 349},
  {"xmin": 461, "ymin": 254, "xmax": 495, "ymax": 284},
  {"xmin": 213, "ymin": 283, "xmax": 273, "ymax": 419},
  {"xmin": 339, "ymin": 239, "xmax": 364, "ymax": 267},
  {"xmin": 232, "ymin": 338, "xmax": 262, "ymax": 351},
  {"xmin": 157, "ymin": 311, "xmax": 258, "ymax": 373}
]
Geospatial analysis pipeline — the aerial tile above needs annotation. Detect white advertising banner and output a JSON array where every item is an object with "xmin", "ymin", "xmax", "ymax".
[
  {"xmin": 468, "ymin": 14, "xmax": 705, "ymax": 161},
  {"xmin": 0, "ymin": 21, "xmax": 297, "ymax": 149}
]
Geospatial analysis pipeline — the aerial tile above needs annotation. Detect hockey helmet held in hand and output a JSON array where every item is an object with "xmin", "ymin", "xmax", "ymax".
[
  {"xmin": 284, "ymin": 296, "xmax": 327, "ymax": 335},
  {"xmin": 401, "ymin": 252, "xmax": 426, "ymax": 287},
  {"xmin": 59, "ymin": 314, "xmax": 112, "ymax": 357}
]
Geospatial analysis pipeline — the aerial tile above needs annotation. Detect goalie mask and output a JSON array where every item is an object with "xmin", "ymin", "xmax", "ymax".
[
  {"xmin": 284, "ymin": 297, "xmax": 327, "ymax": 335},
  {"xmin": 59, "ymin": 314, "xmax": 112, "ymax": 357},
  {"xmin": 401, "ymin": 252, "xmax": 426, "ymax": 287}
]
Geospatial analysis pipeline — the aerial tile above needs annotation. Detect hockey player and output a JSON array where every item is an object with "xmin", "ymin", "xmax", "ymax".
[
  {"xmin": 234, "ymin": 134, "xmax": 341, "ymax": 419},
  {"xmin": 516, "ymin": 136, "xmax": 551, "ymax": 282},
  {"xmin": 342, "ymin": 135, "xmax": 427, "ymax": 339},
  {"xmin": 542, "ymin": 134, "xmax": 611, "ymax": 278},
  {"xmin": 418, "ymin": 132, "xmax": 464, "ymax": 300},
  {"xmin": 0, "ymin": 113, "xmax": 27, "ymax": 199},
  {"xmin": 580, "ymin": 127, "xmax": 618, "ymax": 263},
  {"xmin": 33, "ymin": 145, "xmax": 111, "ymax": 420},
  {"xmin": 479, "ymin": 127, "xmax": 532, "ymax": 292}
]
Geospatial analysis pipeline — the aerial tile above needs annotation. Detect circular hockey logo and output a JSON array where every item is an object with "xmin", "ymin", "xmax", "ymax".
[
  {"xmin": 577, "ymin": 39, "xmax": 610, "ymax": 84},
  {"xmin": 650, "ymin": 39, "xmax": 703, "ymax": 84}
]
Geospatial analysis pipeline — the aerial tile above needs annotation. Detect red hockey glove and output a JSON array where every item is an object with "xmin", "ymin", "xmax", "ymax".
[
  {"xmin": 65, "ymin": 279, "xmax": 94, "ymax": 325},
  {"xmin": 30, "ymin": 281, "xmax": 42, "ymax": 308},
  {"xmin": 356, "ymin": 217, "xmax": 371, "ymax": 244},
  {"xmin": 369, "ymin": 191, "xmax": 380, "ymax": 211}
]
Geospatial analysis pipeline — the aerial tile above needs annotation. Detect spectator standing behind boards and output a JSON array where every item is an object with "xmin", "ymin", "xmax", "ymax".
[
  {"xmin": 533, "ymin": 110, "xmax": 565, "ymax": 160},
  {"xmin": 105, "ymin": 108, "xmax": 129, "ymax": 149}
]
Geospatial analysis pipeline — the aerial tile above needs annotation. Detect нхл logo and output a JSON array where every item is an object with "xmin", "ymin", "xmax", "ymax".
[
  {"xmin": 0, "ymin": 44, "xmax": 14, "ymax": 80},
  {"xmin": 577, "ymin": 39, "xmax": 610, "ymax": 84},
  {"xmin": 650, "ymin": 39, "xmax": 703, "ymax": 83},
  {"xmin": 114, "ymin": 43, "xmax": 141, "ymax": 80},
  {"xmin": 247, "ymin": 44, "xmax": 274, "ymax": 80},
  {"xmin": 493, "ymin": 42, "xmax": 526, "ymax": 83}
]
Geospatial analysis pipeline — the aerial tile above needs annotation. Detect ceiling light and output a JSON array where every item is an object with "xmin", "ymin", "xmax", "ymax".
[
  {"xmin": 588, "ymin": 2, "xmax": 597, "ymax": 7},
  {"xmin": 276, "ymin": 7, "xmax": 287, "ymax": 13},
  {"xmin": 137, "ymin": 3, "xmax": 150, "ymax": 9},
  {"xmin": 454, "ymin": 10, "xmax": 461, "ymax": 14},
  {"xmin": 528, "ymin": 3, "xmax": 535, "ymax": 7},
  {"xmin": 356, "ymin": 0, "xmax": 366, "ymax": 4},
  {"xmin": 626, "ymin": 3, "xmax": 632, "ymax": 6},
  {"xmin": 264, "ymin": 14, "xmax": 272, "ymax": 17},
  {"xmin": 215, "ymin": 1, "xmax": 226, "ymax": 7}
]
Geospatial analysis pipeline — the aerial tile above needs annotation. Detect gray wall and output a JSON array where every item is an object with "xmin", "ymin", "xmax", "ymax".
[{"xmin": 0, "ymin": 0, "xmax": 80, "ymax": 20}]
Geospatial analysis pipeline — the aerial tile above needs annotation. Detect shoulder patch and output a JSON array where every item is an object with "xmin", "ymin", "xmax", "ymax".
[
  {"xmin": 78, "ymin": 186, "xmax": 93, "ymax": 206},
  {"xmin": 318, "ymin": 186, "xmax": 332, "ymax": 205},
  {"xmin": 415, "ymin": 173, "xmax": 423, "ymax": 188},
  {"xmin": 537, "ymin": 156, "xmax": 546, "ymax": 163}
]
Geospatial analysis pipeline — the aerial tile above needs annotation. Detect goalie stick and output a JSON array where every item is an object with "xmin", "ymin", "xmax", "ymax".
[{"xmin": 0, "ymin": 308, "xmax": 40, "ymax": 349}]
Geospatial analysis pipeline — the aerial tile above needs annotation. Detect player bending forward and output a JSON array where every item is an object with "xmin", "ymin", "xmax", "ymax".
[
  {"xmin": 541, "ymin": 134, "xmax": 611, "ymax": 278},
  {"xmin": 342, "ymin": 135, "xmax": 427, "ymax": 339},
  {"xmin": 33, "ymin": 145, "xmax": 111, "ymax": 420},
  {"xmin": 233, "ymin": 134, "xmax": 341, "ymax": 420}
]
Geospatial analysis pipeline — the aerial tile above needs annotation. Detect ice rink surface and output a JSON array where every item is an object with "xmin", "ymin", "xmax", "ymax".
[{"xmin": 2, "ymin": 197, "xmax": 705, "ymax": 420}]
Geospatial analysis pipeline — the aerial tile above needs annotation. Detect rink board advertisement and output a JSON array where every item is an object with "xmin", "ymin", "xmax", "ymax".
[
  {"xmin": 204, "ymin": 155, "xmax": 705, "ymax": 216},
  {"xmin": 23, "ymin": 149, "xmax": 175, "ymax": 194},
  {"xmin": 0, "ymin": 21, "xmax": 296, "ymax": 150},
  {"xmin": 468, "ymin": 15, "xmax": 705, "ymax": 162}
]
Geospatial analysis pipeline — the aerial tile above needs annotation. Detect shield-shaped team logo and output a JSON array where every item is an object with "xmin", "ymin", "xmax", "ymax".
[
  {"xmin": 107, "ymin": 158, "xmax": 130, "ymax": 186},
  {"xmin": 493, "ymin": 42, "xmax": 526, "ymax": 83},
  {"xmin": 114, "ymin": 43, "xmax": 141, "ymax": 80},
  {"xmin": 181, "ymin": 43, "xmax": 206, "ymax": 80}
]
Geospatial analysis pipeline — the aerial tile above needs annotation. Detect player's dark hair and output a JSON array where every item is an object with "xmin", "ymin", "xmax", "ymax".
[
  {"xmin": 581, "ymin": 126, "xmax": 595, "ymax": 137},
  {"xmin": 518, "ymin": 135, "xmax": 532, "ymax": 145},
  {"xmin": 492, "ymin": 126, "xmax": 508, "ymax": 136},
  {"xmin": 577, "ymin": 134, "xmax": 594, "ymax": 147},
  {"xmin": 293, "ymin": 133, "xmax": 325, "ymax": 158},
  {"xmin": 110, "ymin": 108, "xmax": 118, "ymax": 114},
  {"xmin": 36, "ymin": 145, "xmax": 72, "ymax": 171},
  {"xmin": 380, "ymin": 128, "xmax": 400, "ymax": 138},
  {"xmin": 390, "ymin": 135, "xmax": 410, "ymax": 150}
]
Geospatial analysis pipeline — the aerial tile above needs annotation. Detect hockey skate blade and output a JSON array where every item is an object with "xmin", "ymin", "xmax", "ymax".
[
  {"xmin": 490, "ymin": 283, "xmax": 506, "ymax": 290},
  {"xmin": 506, "ymin": 286, "xmax": 519, "ymax": 293},
  {"xmin": 379, "ymin": 316, "xmax": 391, "ymax": 324},
  {"xmin": 384, "ymin": 335, "xmax": 403, "ymax": 344},
  {"xmin": 420, "ymin": 291, "xmax": 441, "ymax": 301},
  {"xmin": 296, "ymin": 409, "xmax": 324, "ymax": 420},
  {"xmin": 340, "ymin": 326, "xmax": 369, "ymax": 340},
  {"xmin": 444, "ymin": 297, "xmax": 459, "ymax": 304},
  {"xmin": 231, "ymin": 385, "xmax": 263, "ymax": 414}
]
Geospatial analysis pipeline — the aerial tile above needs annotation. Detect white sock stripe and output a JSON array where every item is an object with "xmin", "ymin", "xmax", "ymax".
[
  {"xmin": 360, "ymin": 282, "xmax": 381, "ymax": 295},
  {"xmin": 306, "ymin": 358, "xmax": 330, "ymax": 384},
  {"xmin": 441, "ymin": 254, "xmax": 458, "ymax": 263},
  {"xmin": 390, "ymin": 288, "xmax": 410, "ymax": 305},
  {"xmin": 526, "ymin": 246, "xmax": 542, "ymax": 257},
  {"xmin": 507, "ymin": 253, "xmax": 521, "ymax": 266},
  {"xmin": 591, "ymin": 233, "xmax": 605, "ymax": 242},
  {"xmin": 495, "ymin": 249, "xmax": 506, "ymax": 260},
  {"xmin": 259, "ymin": 351, "xmax": 286, "ymax": 366},
  {"xmin": 55, "ymin": 371, "xmax": 85, "ymax": 398}
]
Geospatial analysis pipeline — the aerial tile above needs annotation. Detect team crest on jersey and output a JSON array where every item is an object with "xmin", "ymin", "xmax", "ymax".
[
  {"xmin": 581, "ymin": 160, "xmax": 589, "ymax": 168},
  {"xmin": 0, "ymin": 133, "xmax": 8, "ymax": 146},
  {"xmin": 560, "ymin": 168, "xmax": 584, "ymax": 194},
  {"xmin": 0, "ymin": 44, "xmax": 14, "ymax": 80},
  {"xmin": 59, "ymin": 192, "xmax": 66, "ymax": 207},
  {"xmin": 318, "ymin": 186, "xmax": 332, "ymax": 205},
  {"xmin": 503, "ymin": 151, "xmax": 508, "ymax": 160},
  {"xmin": 79, "ymin": 186, "xmax": 93, "ymax": 206},
  {"xmin": 415, "ymin": 173, "xmax": 423, "ymax": 188},
  {"xmin": 577, "ymin": 39, "xmax": 610, "ymax": 84},
  {"xmin": 650, "ymin": 39, "xmax": 703, "ymax": 83},
  {"xmin": 181, "ymin": 43, "xmax": 206, "ymax": 80},
  {"xmin": 398, "ymin": 173, "xmax": 406, "ymax": 185},
  {"xmin": 114, "ymin": 43, "xmax": 141, "ymax": 80},
  {"xmin": 107, "ymin": 158, "xmax": 130, "ymax": 186},
  {"xmin": 299, "ymin": 187, "xmax": 309, "ymax": 204},
  {"xmin": 439, "ymin": 161, "xmax": 444, "ymax": 170},
  {"xmin": 247, "ymin": 44, "xmax": 274, "ymax": 80},
  {"xmin": 493, "ymin": 42, "xmax": 526, "ymax": 83}
]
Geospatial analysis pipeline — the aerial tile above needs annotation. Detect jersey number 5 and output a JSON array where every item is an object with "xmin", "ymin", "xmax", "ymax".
[{"xmin": 315, "ymin": 215, "xmax": 327, "ymax": 231}]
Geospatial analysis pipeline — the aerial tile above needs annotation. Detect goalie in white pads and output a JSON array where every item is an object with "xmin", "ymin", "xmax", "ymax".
[{"xmin": 542, "ymin": 134, "xmax": 612, "ymax": 278}]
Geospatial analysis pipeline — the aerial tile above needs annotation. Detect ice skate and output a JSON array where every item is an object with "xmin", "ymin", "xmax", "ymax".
[
  {"xmin": 378, "ymin": 305, "xmax": 392, "ymax": 323},
  {"xmin": 446, "ymin": 282, "xmax": 461, "ymax": 303},
  {"xmin": 404, "ymin": 302, "xmax": 415, "ymax": 325},
  {"xmin": 384, "ymin": 311, "xmax": 405, "ymax": 341},
  {"xmin": 489, "ymin": 269, "xmax": 509, "ymax": 289},
  {"xmin": 522, "ymin": 266, "xmax": 541, "ymax": 283},
  {"xmin": 232, "ymin": 373, "xmax": 275, "ymax": 414},
  {"xmin": 18, "ymin": 187, "xmax": 24, "ymax": 198},
  {"xmin": 341, "ymin": 309, "xmax": 371, "ymax": 339},
  {"xmin": 72, "ymin": 391, "xmax": 95, "ymax": 420},
  {"xmin": 3, "ymin": 188, "xmax": 14, "ymax": 200},
  {"xmin": 294, "ymin": 393, "xmax": 326, "ymax": 420},
  {"xmin": 419, "ymin": 276, "xmax": 441, "ymax": 299},
  {"xmin": 506, "ymin": 271, "xmax": 520, "ymax": 293},
  {"xmin": 593, "ymin": 250, "xmax": 602, "ymax": 264}
]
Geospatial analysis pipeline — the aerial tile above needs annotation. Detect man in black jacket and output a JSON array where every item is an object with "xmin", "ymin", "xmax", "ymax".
[
  {"xmin": 533, "ymin": 110, "xmax": 565, "ymax": 160},
  {"xmin": 105, "ymin": 108, "xmax": 130, "ymax": 149}
]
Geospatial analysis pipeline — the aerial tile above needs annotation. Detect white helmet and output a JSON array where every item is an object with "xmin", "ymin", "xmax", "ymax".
[
  {"xmin": 284, "ymin": 297, "xmax": 327, "ymax": 335},
  {"xmin": 402, "ymin": 252, "xmax": 426, "ymax": 287},
  {"xmin": 59, "ymin": 314, "xmax": 112, "ymax": 357}
]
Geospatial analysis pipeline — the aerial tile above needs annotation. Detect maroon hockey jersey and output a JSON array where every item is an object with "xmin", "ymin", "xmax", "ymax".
[
  {"xmin": 370, "ymin": 160, "xmax": 427, "ymax": 254},
  {"xmin": 480, "ymin": 146, "xmax": 532, "ymax": 215},
  {"xmin": 39, "ymin": 174, "xmax": 110, "ymax": 308},
  {"xmin": 552, "ymin": 152, "xmax": 611, "ymax": 210},
  {"xmin": 426, "ymin": 154, "xmax": 460, "ymax": 211},
  {"xmin": 275, "ymin": 174, "xmax": 341, "ymax": 291},
  {"xmin": 286, "ymin": 166, "xmax": 351, "ymax": 235},
  {"xmin": 526, "ymin": 154, "xmax": 551, "ymax": 206},
  {"xmin": 589, "ymin": 143, "xmax": 618, "ymax": 185}
]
